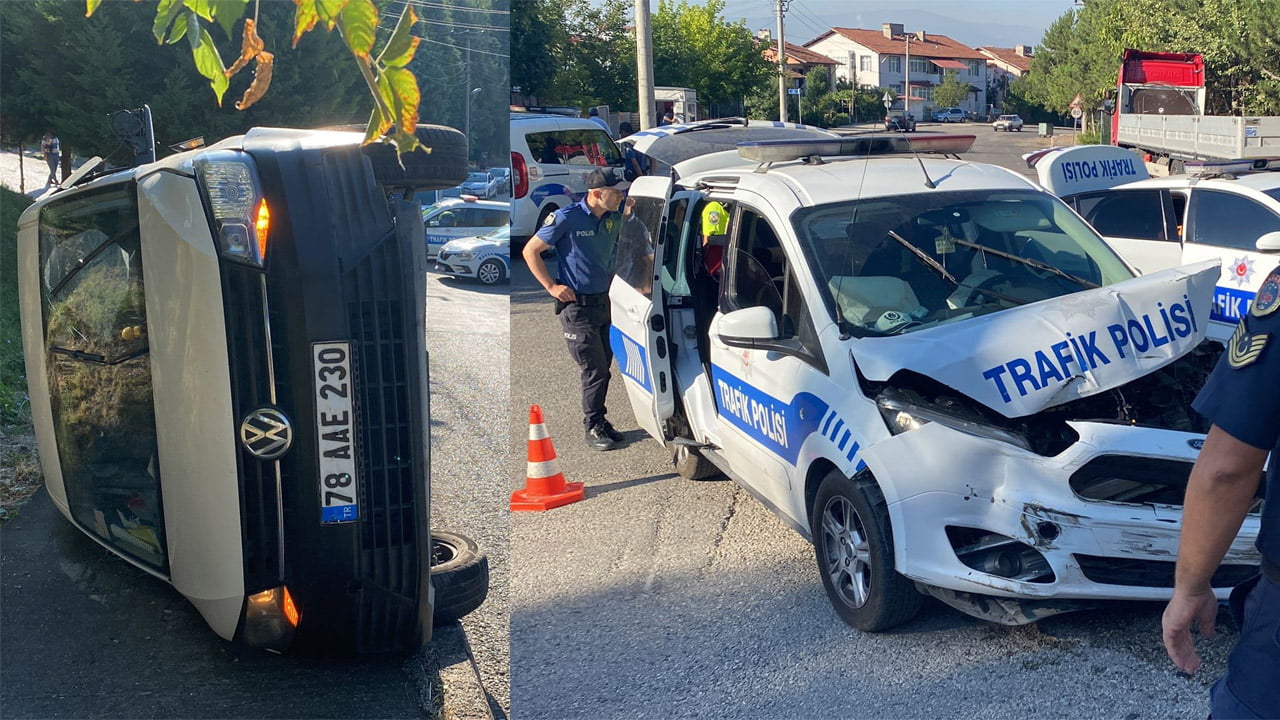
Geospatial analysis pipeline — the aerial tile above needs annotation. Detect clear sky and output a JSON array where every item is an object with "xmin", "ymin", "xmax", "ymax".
[{"xmin": 705, "ymin": 0, "xmax": 1077, "ymax": 49}]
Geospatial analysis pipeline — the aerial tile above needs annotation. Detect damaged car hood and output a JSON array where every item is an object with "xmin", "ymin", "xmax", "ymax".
[{"xmin": 851, "ymin": 261, "xmax": 1219, "ymax": 418}]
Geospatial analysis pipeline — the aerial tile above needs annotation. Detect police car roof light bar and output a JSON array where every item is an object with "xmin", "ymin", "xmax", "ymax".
[{"xmin": 736, "ymin": 134, "xmax": 976, "ymax": 164}]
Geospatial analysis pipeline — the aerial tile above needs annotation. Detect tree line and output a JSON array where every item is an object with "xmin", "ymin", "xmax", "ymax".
[{"xmin": 0, "ymin": 0, "xmax": 507, "ymax": 167}]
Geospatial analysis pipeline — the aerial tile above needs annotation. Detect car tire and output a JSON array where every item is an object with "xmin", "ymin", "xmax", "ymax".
[
  {"xmin": 365, "ymin": 125, "xmax": 468, "ymax": 192},
  {"xmin": 430, "ymin": 531, "xmax": 490, "ymax": 624},
  {"xmin": 672, "ymin": 443, "xmax": 722, "ymax": 481},
  {"xmin": 811, "ymin": 469, "xmax": 921, "ymax": 632},
  {"xmin": 476, "ymin": 258, "xmax": 506, "ymax": 285}
]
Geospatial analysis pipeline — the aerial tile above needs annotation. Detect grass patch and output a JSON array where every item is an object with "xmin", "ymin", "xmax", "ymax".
[{"xmin": 2, "ymin": 187, "xmax": 34, "ymax": 427}]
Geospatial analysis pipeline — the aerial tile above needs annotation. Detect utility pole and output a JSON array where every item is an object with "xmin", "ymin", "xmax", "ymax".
[
  {"xmin": 635, "ymin": 0, "xmax": 656, "ymax": 130},
  {"xmin": 903, "ymin": 33, "xmax": 911, "ymax": 122},
  {"xmin": 776, "ymin": 0, "xmax": 790, "ymax": 122}
]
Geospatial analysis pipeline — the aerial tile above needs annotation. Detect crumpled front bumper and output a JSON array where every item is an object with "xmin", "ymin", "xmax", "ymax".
[{"xmin": 859, "ymin": 419, "xmax": 1261, "ymax": 603}]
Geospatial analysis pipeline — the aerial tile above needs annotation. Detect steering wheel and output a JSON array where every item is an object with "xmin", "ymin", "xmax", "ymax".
[{"xmin": 950, "ymin": 269, "xmax": 1007, "ymax": 307}]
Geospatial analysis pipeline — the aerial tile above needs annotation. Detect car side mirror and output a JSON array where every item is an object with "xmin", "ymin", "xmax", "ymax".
[
  {"xmin": 717, "ymin": 306, "xmax": 779, "ymax": 345},
  {"xmin": 1256, "ymin": 231, "xmax": 1280, "ymax": 253}
]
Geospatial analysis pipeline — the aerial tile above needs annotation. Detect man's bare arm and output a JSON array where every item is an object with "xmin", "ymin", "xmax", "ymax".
[{"xmin": 1162, "ymin": 424, "xmax": 1267, "ymax": 673}]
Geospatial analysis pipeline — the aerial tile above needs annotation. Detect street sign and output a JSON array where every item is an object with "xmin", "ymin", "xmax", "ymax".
[
  {"xmin": 1070, "ymin": 107, "xmax": 1083, "ymax": 119},
  {"xmin": 787, "ymin": 88, "xmax": 801, "ymax": 95}
]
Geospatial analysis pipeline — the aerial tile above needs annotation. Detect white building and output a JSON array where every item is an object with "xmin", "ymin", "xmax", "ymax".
[
  {"xmin": 977, "ymin": 45, "xmax": 1035, "ymax": 112},
  {"xmin": 806, "ymin": 23, "xmax": 990, "ymax": 118}
]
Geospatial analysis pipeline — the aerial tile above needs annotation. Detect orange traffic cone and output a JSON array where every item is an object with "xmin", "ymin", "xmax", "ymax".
[{"xmin": 510, "ymin": 405, "xmax": 585, "ymax": 511}]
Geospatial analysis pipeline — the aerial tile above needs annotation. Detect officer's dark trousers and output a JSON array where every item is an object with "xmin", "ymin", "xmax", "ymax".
[
  {"xmin": 559, "ymin": 297, "xmax": 612, "ymax": 431},
  {"xmin": 1211, "ymin": 568, "xmax": 1280, "ymax": 718}
]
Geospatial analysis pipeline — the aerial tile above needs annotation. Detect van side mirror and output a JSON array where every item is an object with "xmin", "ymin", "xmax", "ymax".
[
  {"xmin": 717, "ymin": 306, "xmax": 779, "ymax": 346},
  {"xmin": 1256, "ymin": 231, "xmax": 1280, "ymax": 253}
]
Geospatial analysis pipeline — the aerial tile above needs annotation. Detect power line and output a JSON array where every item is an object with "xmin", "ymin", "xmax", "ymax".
[
  {"xmin": 397, "ymin": 0, "xmax": 510, "ymax": 15},
  {"xmin": 416, "ymin": 35, "xmax": 510, "ymax": 59},
  {"xmin": 416, "ymin": 16, "xmax": 509, "ymax": 32}
]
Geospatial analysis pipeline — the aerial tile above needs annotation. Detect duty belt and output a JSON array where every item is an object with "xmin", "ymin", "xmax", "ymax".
[{"xmin": 572, "ymin": 292, "xmax": 610, "ymax": 307}]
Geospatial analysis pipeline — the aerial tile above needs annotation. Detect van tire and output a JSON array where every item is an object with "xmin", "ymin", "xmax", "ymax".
[
  {"xmin": 365, "ymin": 125, "xmax": 469, "ymax": 192},
  {"xmin": 810, "ymin": 470, "xmax": 921, "ymax": 632},
  {"xmin": 673, "ymin": 443, "xmax": 722, "ymax": 481},
  {"xmin": 430, "ymin": 531, "xmax": 490, "ymax": 624}
]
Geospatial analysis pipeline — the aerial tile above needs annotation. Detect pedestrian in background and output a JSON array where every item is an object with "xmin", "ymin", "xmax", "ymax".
[
  {"xmin": 522, "ymin": 167, "xmax": 634, "ymax": 451},
  {"xmin": 660, "ymin": 110, "xmax": 675, "ymax": 126},
  {"xmin": 1162, "ymin": 265, "xmax": 1280, "ymax": 718},
  {"xmin": 41, "ymin": 130, "xmax": 60, "ymax": 186},
  {"xmin": 587, "ymin": 107, "xmax": 614, "ymax": 139}
]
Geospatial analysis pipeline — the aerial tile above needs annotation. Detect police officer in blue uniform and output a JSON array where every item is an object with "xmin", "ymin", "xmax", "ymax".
[
  {"xmin": 522, "ymin": 168, "xmax": 634, "ymax": 451},
  {"xmin": 1163, "ymin": 264, "xmax": 1280, "ymax": 718}
]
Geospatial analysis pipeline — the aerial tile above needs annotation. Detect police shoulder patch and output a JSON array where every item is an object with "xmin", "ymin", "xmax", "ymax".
[
  {"xmin": 1227, "ymin": 320, "xmax": 1269, "ymax": 368},
  {"xmin": 1249, "ymin": 265, "xmax": 1280, "ymax": 317},
  {"xmin": 542, "ymin": 212, "xmax": 558, "ymax": 227}
]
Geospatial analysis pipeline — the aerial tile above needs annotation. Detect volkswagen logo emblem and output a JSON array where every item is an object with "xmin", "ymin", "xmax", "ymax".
[{"xmin": 240, "ymin": 408, "xmax": 293, "ymax": 460}]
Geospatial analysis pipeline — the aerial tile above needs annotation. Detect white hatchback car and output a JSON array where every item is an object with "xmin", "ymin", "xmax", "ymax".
[
  {"xmin": 436, "ymin": 225, "xmax": 509, "ymax": 285},
  {"xmin": 609, "ymin": 133, "xmax": 1258, "ymax": 631},
  {"xmin": 1032, "ymin": 147, "xmax": 1280, "ymax": 342}
]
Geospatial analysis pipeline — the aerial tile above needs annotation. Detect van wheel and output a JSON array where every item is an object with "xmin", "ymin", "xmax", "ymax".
[
  {"xmin": 672, "ymin": 443, "xmax": 722, "ymax": 480},
  {"xmin": 811, "ymin": 470, "xmax": 921, "ymax": 631},
  {"xmin": 365, "ymin": 125, "xmax": 468, "ymax": 192},
  {"xmin": 476, "ymin": 259, "xmax": 506, "ymax": 285},
  {"xmin": 430, "ymin": 531, "xmax": 490, "ymax": 624}
]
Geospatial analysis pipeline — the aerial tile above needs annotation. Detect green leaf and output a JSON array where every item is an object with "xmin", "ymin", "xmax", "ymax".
[
  {"xmin": 85, "ymin": 0, "xmax": 102, "ymax": 17},
  {"xmin": 209, "ymin": 0, "xmax": 249, "ymax": 39},
  {"xmin": 316, "ymin": 0, "xmax": 350, "ymax": 31},
  {"xmin": 165, "ymin": 11, "xmax": 190, "ymax": 44},
  {"xmin": 187, "ymin": 11, "xmax": 202, "ymax": 52},
  {"xmin": 376, "ymin": 4, "xmax": 418, "ymax": 68},
  {"xmin": 362, "ymin": 107, "xmax": 387, "ymax": 144},
  {"xmin": 382, "ymin": 66, "xmax": 419, "ymax": 133},
  {"xmin": 152, "ymin": 0, "xmax": 183, "ymax": 42},
  {"xmin": 336, "ymin": 0, "xmax": 376, "ymax": 58},
  {"xmin": 183, "ymin": 0, "xmax": 215, "ymax": 22},
  {"xmin": 293, "ymin": 0, "xmax": 319, "ymax": 47},
  {"xmin": 190, "ymin": 25, "xmax": 229, "ymax": 106}
]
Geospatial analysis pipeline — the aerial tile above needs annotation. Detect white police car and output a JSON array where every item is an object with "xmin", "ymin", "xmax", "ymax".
[
  {"xmin": 421, "ymin": 195, "xmax": 508, "ymax": 259},
  {"xmin": 609, "ymin": 134, "xmax": 1259, "ymax": 630},
  {"xmin": 436, "ymin": 225, "xmax": 509, "ymax": 285},
  {"xmin": 1030, "ymin": 146, "xmax": 1280, "ymax": 343}
]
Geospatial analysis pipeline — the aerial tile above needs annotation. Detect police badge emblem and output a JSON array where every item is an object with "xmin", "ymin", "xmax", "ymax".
[
  {"xmin": 605, "ymin": 218, "xmax": 615, "ymax": 232},
  {"xmin": 1250, "ymin": 266, "xmax": 1280, "ymax": 317},
  {"xmin": 1227, "ymin": 320, "xmax": 1268, "ymax": 369},
  {"xmin": 543, "ymin": 212, "xmax": 557, "ymax": 226}
]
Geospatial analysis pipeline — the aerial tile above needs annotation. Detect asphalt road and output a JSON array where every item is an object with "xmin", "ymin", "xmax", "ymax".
[
  {"xmin": 0, "ymin": 267, "xmax": 508, "ymax": 719},
  {"xmin": 508, "ymin": 125, "xmax": 1232, "ymax": 719}
]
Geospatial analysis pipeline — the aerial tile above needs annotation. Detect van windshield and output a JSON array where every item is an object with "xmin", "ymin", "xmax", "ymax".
[{"xmin": 791, "ymin": 190, "xmax": 1135, "ymax": 337}]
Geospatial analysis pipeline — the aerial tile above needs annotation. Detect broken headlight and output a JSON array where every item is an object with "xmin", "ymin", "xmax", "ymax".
[{"xmin": 876, "ymin": 390, "xmax": 1032, "ymax": 451}]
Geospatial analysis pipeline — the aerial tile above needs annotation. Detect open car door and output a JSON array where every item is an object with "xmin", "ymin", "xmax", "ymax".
[{"xmin": 609, "ymin": 175, "xmax": 675, "ymax": 442}]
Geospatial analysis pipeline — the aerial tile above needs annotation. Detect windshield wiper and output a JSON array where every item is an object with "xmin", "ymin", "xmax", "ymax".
[
  {"xmin": 952, "ymin": 237, "xmax": 1099, "ymax": 289},
  {"xmin": 46, "ymin": 219, "xmax": 141, "ymax": 300},
  {"xmin": 50, "ymin": 345, "xmax": 148, "ymax": 366},
  {"xmin": 886, "ymin": 231, "xmax": 1029, "ymax": 308}
]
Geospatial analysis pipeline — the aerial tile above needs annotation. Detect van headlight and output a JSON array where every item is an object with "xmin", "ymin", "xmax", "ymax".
[
  {"xmin": 876, "ymin": 392, "xmax": 1031, "ymax": 450},
  {"xmin": 195, "ymin": 151, "xmax": 269, "ymax": 268}
]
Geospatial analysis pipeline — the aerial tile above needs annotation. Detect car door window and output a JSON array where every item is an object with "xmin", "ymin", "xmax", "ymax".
[
  {"xmin": 723, "ymin": 209, "xmax": 823, "ymax": 369},
  {"xmin": 1074, "ymin": 189, "xmax": 1170, "ymax": 241},
  {"xmin": 478, "ymin": 209, "xmax": 508, "ymax": 227},
  {"xmin": 1190, "ymin": 189, "xmax": 1280, "ymax": 250},
  {"xmin": 615, "ymin": 196, "xmax": 664, "ymax": 298},
  {"xmin": 559, "ymin": 129, "xmax": 623, "ymax": 167}
]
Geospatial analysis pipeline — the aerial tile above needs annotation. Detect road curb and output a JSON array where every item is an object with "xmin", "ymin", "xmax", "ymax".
[{"xmin": 424, "ymin": 623, "xmax": 494, "ymax": 720}]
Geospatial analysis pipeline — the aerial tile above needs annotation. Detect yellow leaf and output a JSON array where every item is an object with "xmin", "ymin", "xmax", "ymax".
[
  {"xmin": 85, "ymin": 0, "xmax": 103, "ymax": 17},
  {"xmin": 316, "ymin": 0, "xmax": 350, "ymax": 30}
]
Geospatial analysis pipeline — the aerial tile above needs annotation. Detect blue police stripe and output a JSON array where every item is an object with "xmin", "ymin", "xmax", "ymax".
[
  {"xmin": 1212, "ymin": 286, "xmax": 1256, "ymax": 324},
  {"xmin": 609, "ymin": 326, "xmax": 651, "ymax": 392},
  {"xmin": 709, "ymin": 365, "xmax": 830, "ymax": 465}
]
